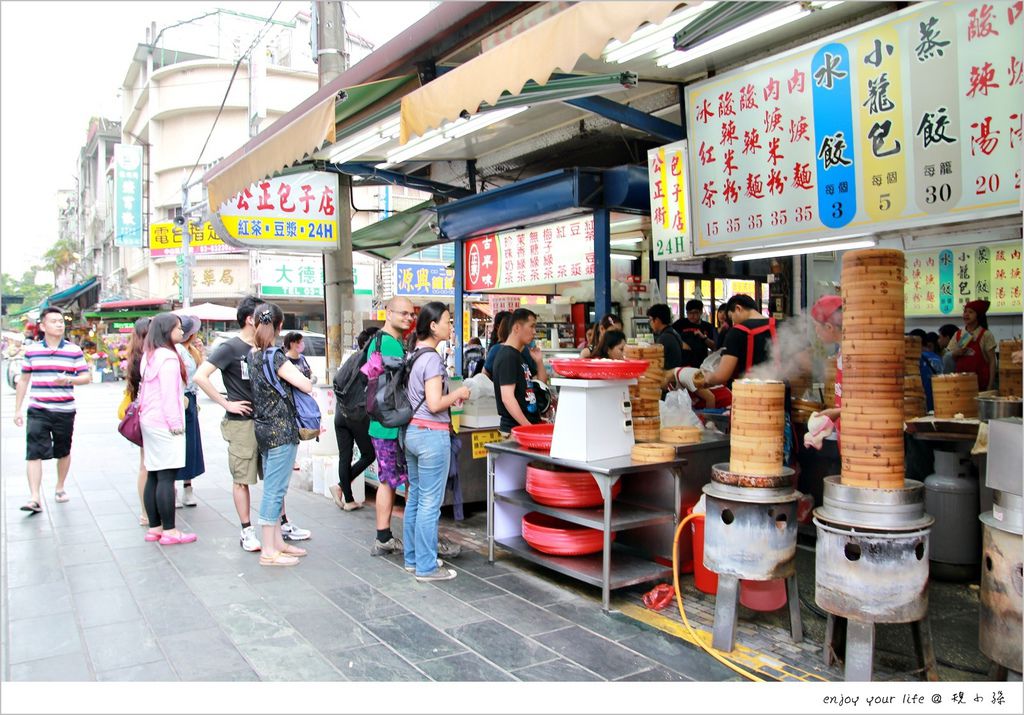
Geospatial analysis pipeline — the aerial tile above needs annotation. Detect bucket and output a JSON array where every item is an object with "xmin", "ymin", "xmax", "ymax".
[
  {"xmin": 739, "ymin": 578, "xmax": 787, "ymax": 612},
  {"xmin": 676, "ymin": 494, "xmax": 700, "ymax": 574},
  {"xmin": 689, "ymin": 509, "xmax": 718, "ymax": 594}
]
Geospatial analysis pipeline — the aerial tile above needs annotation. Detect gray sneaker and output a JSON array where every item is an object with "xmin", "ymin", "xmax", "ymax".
[
  {"xmin": 437, "ymin": 536, "xmax": 462, "ymax": 559},
  {"xmin": 405, "ymin": 558, "xmax": 444, "ymax": 573},
  {"xmin": 415, "ymin": 567, "xmax": 457, "ymax": 582},
  {"xmin": 370, "ymin": 536, "xmax": 403, "ymax": 556}
]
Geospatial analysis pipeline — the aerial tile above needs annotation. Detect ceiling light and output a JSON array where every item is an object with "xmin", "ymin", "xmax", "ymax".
[
  {"xmin": 611, "ymin": 252, "xmax": 640, "ymax": 260},
  {"xmin": 730, "ymin": 238, "xmax": 877, "ymax": 262},
  {"xmin": 321, "ymin": 116, "xmax": 400, "ymax": 163},
  {"xmin": 378, "ymin": 106, "xmax": 528, "ymax": 167},
  {"xmin": 603, "ymin": 4, "xmax": 714, "ymax": 64},
  {"xmin": 610, "ymin": 237, "xmax": 644, "ymax": 246},
  {"xmin": 658, "ymin": 4, "xmax": 810, "ymax": 69}
]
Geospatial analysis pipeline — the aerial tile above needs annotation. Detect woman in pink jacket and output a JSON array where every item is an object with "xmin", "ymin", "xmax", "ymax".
[{"xmin": 140, "ymin": 313, "xmax": 196, "ymax": 545}]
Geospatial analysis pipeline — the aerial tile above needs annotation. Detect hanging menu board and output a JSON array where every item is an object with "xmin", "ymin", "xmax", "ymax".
[
  {"xmin": 904, "ymin": 239, "xmax": 1021, "ymax": 316},
  {"xmin": 684, "ymin": 1, "xmax": 1022, "ymax": 255}
]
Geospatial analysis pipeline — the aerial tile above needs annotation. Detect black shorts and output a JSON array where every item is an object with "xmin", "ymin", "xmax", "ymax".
[{"xmin": 26, "ymin": 408, "xmax": 76, "ymax": 461}]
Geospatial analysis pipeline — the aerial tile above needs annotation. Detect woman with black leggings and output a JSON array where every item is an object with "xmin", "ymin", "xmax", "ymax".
[{"xmin": 330, "ymin": 327, "xmax": 379, "ymax": 511}]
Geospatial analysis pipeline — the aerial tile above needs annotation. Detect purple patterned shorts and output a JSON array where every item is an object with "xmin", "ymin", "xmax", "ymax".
[{"xmin": 371, "ymin": 437, "xmax": 408, "ymax": 489}]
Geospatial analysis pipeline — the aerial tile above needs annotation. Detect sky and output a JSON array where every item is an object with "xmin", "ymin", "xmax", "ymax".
[{"xmin": 0, "ymin": 0, "xmax": 434, "ymax": 279}]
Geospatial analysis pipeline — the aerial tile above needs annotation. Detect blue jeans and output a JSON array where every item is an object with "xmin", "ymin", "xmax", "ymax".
[
  {"xmin": 403, "ymin": 425, "xmax": 451, "ymax": 575},
  {"xmin": 259, "ymin": 443, "xmax": 298, "ymax": 526}
]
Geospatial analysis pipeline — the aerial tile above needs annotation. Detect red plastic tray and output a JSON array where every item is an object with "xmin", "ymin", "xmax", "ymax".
[
  {"xmin": 525, "ymin": 463, "xmax": 622, "ymax": 508},
  {"xmin": 521, "ymin": 512, "xmax": 615, "ymax": 556},
  {"xmin": 549, "ymin": 358, "xmax": 650, "ymax": 380},
  {"xmin": 510, "ymin": 423, "xmax": 554, "ymax": 451}
]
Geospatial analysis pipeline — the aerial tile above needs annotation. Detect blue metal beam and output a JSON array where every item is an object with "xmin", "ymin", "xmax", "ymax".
[
  {"xmin": 329, "ymin": 162, "xmax": 473, "ymax": 199},
  {"xmin": 593, "ymin": 209, "xmax": 612, "ymax": 322},
  {"xmin": 454, "ymin": 239, "xmax": 464, "ymax": 377},
  {"xmin": 565, "ymin": 96, "xmax": 683, "ymax": 143}
]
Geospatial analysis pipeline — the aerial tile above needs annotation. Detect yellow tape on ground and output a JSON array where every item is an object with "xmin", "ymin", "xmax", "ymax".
[{"xmin": 615, "ymin": 600, "xmax": 828, "ymax": 682}]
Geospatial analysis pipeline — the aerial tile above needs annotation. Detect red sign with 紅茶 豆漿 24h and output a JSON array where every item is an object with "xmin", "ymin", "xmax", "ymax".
[
  {"xmin": 683, "ymin": 1, "xmax": 1023, "ymax": 256},
  {"xmin": 463, "ymin": 216, "xmax": 595, "ymax": 292}
]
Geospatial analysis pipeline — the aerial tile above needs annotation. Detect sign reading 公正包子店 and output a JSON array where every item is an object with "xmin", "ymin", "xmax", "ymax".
[
  {"xmin": 463, "ymin": 216, "xmax": 595, "ymax": 292},
  {"xmin": 684, "ymin": 1, "xmax": 1023, "ymax": 255},
  {"xmin": 214, "ymin": 171, "xmax": 340, "ymax": 251},
  {"xmin": 647, "ymin": 140, "xmax": 692, "ymax": 261}
]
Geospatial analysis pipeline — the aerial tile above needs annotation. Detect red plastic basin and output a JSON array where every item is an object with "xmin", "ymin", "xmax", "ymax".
[
  {"xmin": 521, "ymin": 512, "xmax": 614, "ymax": 556},
  {"xmin": 525, "ymin": 463, "xmax": 622, "ymax": 508},
  {"xmin": 549, "ymin": 358, "xmax": 650, "ymax": 380},
  {"xmin": 511, "ymin": 423, "xmax": 554, "ymax": 451}
]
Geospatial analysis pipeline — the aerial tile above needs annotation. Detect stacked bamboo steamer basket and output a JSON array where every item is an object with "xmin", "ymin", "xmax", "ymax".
[
  {"xmin": 998, "ymin": 339, "xmax": 1022, "ymax": 398},
  {"xmin": 824, "ymin": 355, "xmax": 837, "ymax": 408},
  {"xmin": 729, "ymin": 379, "xmax": 786, "ymax": 476},
  {"xmin": 839, "ymin": 248, "xmax": 906, "ymax": 489},
  {"xmin": 903, "ymin": 335, "xmax": 926, "ymax": 418},
  {"xmin": 625, "ymin": 344, "xmax": 664, "ymax": 442},
  {"xmin": 931, "ymin": 373, "xmax": 979, "ymax": 418}
]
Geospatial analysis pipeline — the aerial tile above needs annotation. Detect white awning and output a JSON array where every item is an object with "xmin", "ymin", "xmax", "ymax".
[{"xmin": 399, "ymin": 1, "xmax": 687, "ymax": 144}]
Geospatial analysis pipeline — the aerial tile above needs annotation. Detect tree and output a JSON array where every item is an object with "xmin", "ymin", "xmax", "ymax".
[{"xmin": 41, "ymin": 237, "xmax": 81, "ymax": 283}]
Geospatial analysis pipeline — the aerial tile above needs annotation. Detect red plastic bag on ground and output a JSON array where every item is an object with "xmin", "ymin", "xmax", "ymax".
[{"xmin": 642, "ymin": 583, "xmax": 675, "ymax": 611}]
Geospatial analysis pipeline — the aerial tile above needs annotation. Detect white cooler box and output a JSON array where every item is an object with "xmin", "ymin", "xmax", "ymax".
[{"xmin": 461, "ymin": 399, "xmax": 501, "ymax": 428}]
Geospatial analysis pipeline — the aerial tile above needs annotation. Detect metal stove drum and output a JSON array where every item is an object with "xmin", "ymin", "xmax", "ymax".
[
  {"xmin": 703, "ymin": 463, "xmax": 802, "ymax": 653},
  {"xmin": 813, "ymin": 477, "xmax": 938, "ymax": 682}
]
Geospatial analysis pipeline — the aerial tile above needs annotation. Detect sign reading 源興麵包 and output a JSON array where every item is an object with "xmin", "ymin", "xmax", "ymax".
[
  {"xmin": 905, "ymin": 239, "xmax": 1021, "ymax": 316},
  {"xmin": 647, "ymin": 140, "xmax": 692, "ymax": 260},
  {"xmin": 216, "ymin": 172, "xmax": 340, "ymax": 251},
  {"xmin": 258, "ymin": 255, "xmax": 324, "ymax": 298},
  {"xmin": 114, "ymin": 145, "xmax": 143, "ymax": 247},
  {"xmin": 685, "ymin": 2, "xmax": 1023, "ymax": 256},
  {"xmin": 394, "ymin": 262, "xmax": 454, "ymax": 298},
  {"xmin": 149, "ymin": 222, "xmax": 239, "ymax": 257},
  {"xmin": 463, "ymin": 216, "xmax": 595, "ymax": 292}
]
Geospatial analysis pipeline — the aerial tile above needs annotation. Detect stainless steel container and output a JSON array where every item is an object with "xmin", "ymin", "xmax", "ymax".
[
  {"xmin": 977, "ymin": 397, "xmax": 1023, "ymax": 421},
  {"xmin": 703, "ymin": 481, "xmax": 799, "ymax": 581},
  {"xmin": 978, "ymin": 520, "xmax": 1023, "ymax": 672}
]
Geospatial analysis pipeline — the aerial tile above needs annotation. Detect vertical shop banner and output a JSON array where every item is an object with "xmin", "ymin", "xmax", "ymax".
[
  {"xmin": 393, "ymin": 262, "xmax": 454, "ymax": 298},
  {"xmin": 684, "ymin": 1, "xmax": 1023, "ymax": 255},
  {"xmin": 258, "ymin": 254, "xmax": 324, "ymax": 298},
  {"xmin": 647, "ymin": 140, "xmax": 692, "ymax": 260},
  {"xmin": 463, "ymin": 216, "xmax": 595, "ymax": 291},
  {"xmin": 113, "ymin": 144, "xmax": 143, "ymax": 247},
  {"xmin": 353, "ymin": 264, "xmax": 375, "ymax": 296},
  {"xmin": 149, "ymin": 222, "xmax": 239, "ymax": 257},
  {"xmin": 215, "ymin": 171, "xmax": 340, "ymax": 251},
  {"xmin": 904, "ymin": 239, "xmax": 1020, "ymax": 316}
]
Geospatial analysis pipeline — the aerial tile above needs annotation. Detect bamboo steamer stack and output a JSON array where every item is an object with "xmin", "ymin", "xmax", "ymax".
[
  {"xmin": 729, "ymin": 380, "xmax": 786, "ymax": 476},
  {"xmin": 998, "ymin": 339, "xmax": 1023, "ymax": 398},
  {"xmin": 840, "ymin": 248, "xmax": 906, "ymax": 489},
  {"xmin": 904, "ymin": 335, "xmax": 922, "ymax": 375},
  {"xmin": 931, "ymin": 373, "xmax": 979, "ymax": 418},
  {"xmin": 904, "ymin": 374, "xmax": 927, "ymax": 419},
  {"xmin": 824, "ymin": 355, "xmax": 837, "ymax": 408},
  {"xmin": 625, "ymin": 344, "xmax": 664, "ymax": 442}
]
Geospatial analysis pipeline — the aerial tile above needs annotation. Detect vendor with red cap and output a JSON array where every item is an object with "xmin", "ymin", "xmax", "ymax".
[
  {"xmin": 810, "ymin": 295, "xmax": 844, "ymax": 426},
  {"xmin": 951, "ymin": 299, "xmax": 996, "ymax": 390}
]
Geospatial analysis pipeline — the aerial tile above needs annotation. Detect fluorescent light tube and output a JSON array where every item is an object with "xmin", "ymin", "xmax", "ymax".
[
  {"xmin": 730, "ymin": 238, "xmax": 877, "ymax": 262},
  {"xmin": 379, "ymin": 106, "xmax": 528, "ymax": 167},
  {"xmin": 611, "ymin": 252, "xmax": 640, "ymax": 260},
  {"xmin": 610, "ymin": 237, "xmax": 644, "ymax": 246},
  {"xmin": 604, "ymin": 4, "xmax": 714, "ymax": 64},
  {"xmin": 658, "ymin": 4, "xmax": 810, "ymax": 68}
]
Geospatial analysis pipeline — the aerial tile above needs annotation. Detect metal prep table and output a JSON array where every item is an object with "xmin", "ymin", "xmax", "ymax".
[{"xmin": 486, "ymin": 433, "xmax": 729, "ymax": 610}]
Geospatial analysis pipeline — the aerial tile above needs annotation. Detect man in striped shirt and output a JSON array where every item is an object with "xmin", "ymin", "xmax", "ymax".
[{"xmin": 12, "ymin": 307, "xmax": 90, "ymax": 514}]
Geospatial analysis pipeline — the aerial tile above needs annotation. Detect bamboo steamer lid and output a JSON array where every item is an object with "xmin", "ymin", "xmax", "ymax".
[
  {"xmin": 660, "ymin": 426, "xmax": 702, "ymax": 444},
  {"xmin": 842, "ymin": 247, "xmax": 905, "ymax": 265},
  {"xmin": 732, "ymin": 379, "xmax": 786, "ymax": 395},
  {"xmin": 632, "ymin": 442, "xmax": 677, "ymax": 463},
  {"xmin": 633, "ymin": 429, "xmax": 663, "ymax": 443},
  {"xmin": 632, "ymin": 415, "xmax": 661, "ymax": 426}
]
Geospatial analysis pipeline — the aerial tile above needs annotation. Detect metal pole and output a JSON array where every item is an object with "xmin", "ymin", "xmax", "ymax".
[
  {"xmin": 317, "ymin": 0, "xmax": 353, "ymax": 374},
  {"xmin": 454, "ymin": 239, "xmax": 464, "ymax": 377},
  {"xmin": 593, "ymin": 208, "xmax": 612, "ymax": 320},
  {"xmin": 181, "ymin": 184, "xmax": 192, "ymax": 309}
]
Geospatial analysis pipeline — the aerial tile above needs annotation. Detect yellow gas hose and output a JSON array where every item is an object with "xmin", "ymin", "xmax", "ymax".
[{"xmin": 672, "ymin": 512, "xmax": 764, "ymax": 682}]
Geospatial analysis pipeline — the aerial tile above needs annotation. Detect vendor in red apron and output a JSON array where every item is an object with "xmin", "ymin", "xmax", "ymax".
[
  {"xmin": 668, "ymin": 366, "xmax": 732, "ymax": 409},
  {"xmin": 950, "ymin": 299, "xmax": 996, "ymax": 391},
  {"xmin": 703, "ymin": 294, "xmax": 776, "ymax": 387}
]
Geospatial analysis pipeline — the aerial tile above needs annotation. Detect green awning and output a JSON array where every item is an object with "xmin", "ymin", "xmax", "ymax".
[
  {"xmin": 335, "ymin": 75, "xmax": 415, "ymax": 126},
  {"xmin": 83, "ymin": 309, "xmax": 163, "ymax": 320},
  {"xmin": 351, "ymin": 200, "xmax": 441, "ymax": 261}
]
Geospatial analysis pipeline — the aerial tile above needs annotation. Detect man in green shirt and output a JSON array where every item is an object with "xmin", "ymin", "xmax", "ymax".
[{"xmin": 368, "ymin": 297, "xmax": 415, "ymax": 555}]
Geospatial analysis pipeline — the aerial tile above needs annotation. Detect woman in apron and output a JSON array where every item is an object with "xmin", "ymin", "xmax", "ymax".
[{"xmin": 951, "ymin": 299, "xmax": 996, "ymax": 391}]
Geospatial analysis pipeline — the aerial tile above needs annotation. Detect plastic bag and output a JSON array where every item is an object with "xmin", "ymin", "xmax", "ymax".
[
  {"xmin": 700, "ymin": 348, "xmax": 724, "ymax": 375},
  {"xmin": 642, "ymin": 583, "xmax": 675, "ymax": 611},
  {"xmin": 660, "ymin": 389, "xmax": 703, "ymax": 428},
  {"xmin": 463, "ymin": 373, "xmax": 493, "ymax": 402}
]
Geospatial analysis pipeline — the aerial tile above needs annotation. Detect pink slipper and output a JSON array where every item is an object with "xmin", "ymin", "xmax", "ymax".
[
  {"xmin": 159, "ymin": 532, "xmax": 198, "ymax": 545},
  {"xmin": 144, "ymin": 531, "xmax": 163, "ymax": 542}
]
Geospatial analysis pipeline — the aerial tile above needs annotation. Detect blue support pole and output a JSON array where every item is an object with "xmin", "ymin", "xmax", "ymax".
[
  {"xmin": 594, "ymin": 209, "xmax": 612, "ymax": 322},
  {"xmin": 565, "ymin": 97, "xmax": 683, "ymax": 143},
  {"xmin": 454, "ymin": 238, "xmax": 464, "ymax": 377}
]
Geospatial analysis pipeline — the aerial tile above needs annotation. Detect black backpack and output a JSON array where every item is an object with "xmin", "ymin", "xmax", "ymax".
[
  {"xmin": 333, "ymin": 348, "xmax": 369, "ymax": 421},
  {"xmin": 365, "ymin": 334, "xmax": 435, "ymax": 428}
]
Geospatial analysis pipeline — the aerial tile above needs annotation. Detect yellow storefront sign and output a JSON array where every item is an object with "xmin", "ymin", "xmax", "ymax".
[{"xmin": 471, "ymin": 430, "xmax": 502, "ymax": 459}]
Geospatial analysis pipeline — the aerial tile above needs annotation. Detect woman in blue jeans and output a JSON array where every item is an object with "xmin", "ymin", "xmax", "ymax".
[
  {"xmin": 247, "ymin": 302, "xmax": 314, "ymax": 567},
  {"xmin": 403, "ymin": 302, "xmax": 471, "ymax": 581}
]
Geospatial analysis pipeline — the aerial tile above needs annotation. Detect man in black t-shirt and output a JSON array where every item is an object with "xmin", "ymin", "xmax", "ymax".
[
  {"xmin": 194, "ymin": 296, "xmax": 310, "ymax": 553},
  {"xmin": 672, "ymin": 299, "xmax": 714, "ymax": 368},
  {"xmin": 646, "ymin": 303, "xmax": 688, "ymax": 370},
  {"xmin": 492, "ymin": 308, "xmax": 544, "ymax": 435},
  {"xmin": 705, "ymin": 294, "xmax": 775, "ymax": 387}
]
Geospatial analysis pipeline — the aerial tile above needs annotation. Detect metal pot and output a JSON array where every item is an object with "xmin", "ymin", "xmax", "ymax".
[{"xmin": 976, "ymin": 396, "xmax": 1024, "ymax": 421}]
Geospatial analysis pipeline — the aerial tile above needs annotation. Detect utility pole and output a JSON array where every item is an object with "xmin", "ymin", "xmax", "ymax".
[
  {"xmin": 317, "ymin": 0, "xmax": 354, "ymax": 374},
  {"xmin": 180, "ymin": 184, "xmax": 192, "ymax": 309}
]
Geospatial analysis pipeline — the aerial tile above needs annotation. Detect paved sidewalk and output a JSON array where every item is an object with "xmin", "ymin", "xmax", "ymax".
[{"xmin": 1, "ymin": 381, "xmax": 735, "ymax": 682}]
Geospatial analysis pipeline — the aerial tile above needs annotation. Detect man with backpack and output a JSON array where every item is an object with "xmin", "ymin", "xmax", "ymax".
[
  {"xmin": 330, "ymin": 327, "xmax": 379, "ymax": 511},
  {"xmin": 646, "ymin": 304, "xmax": 689, "ymax": 371}
]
